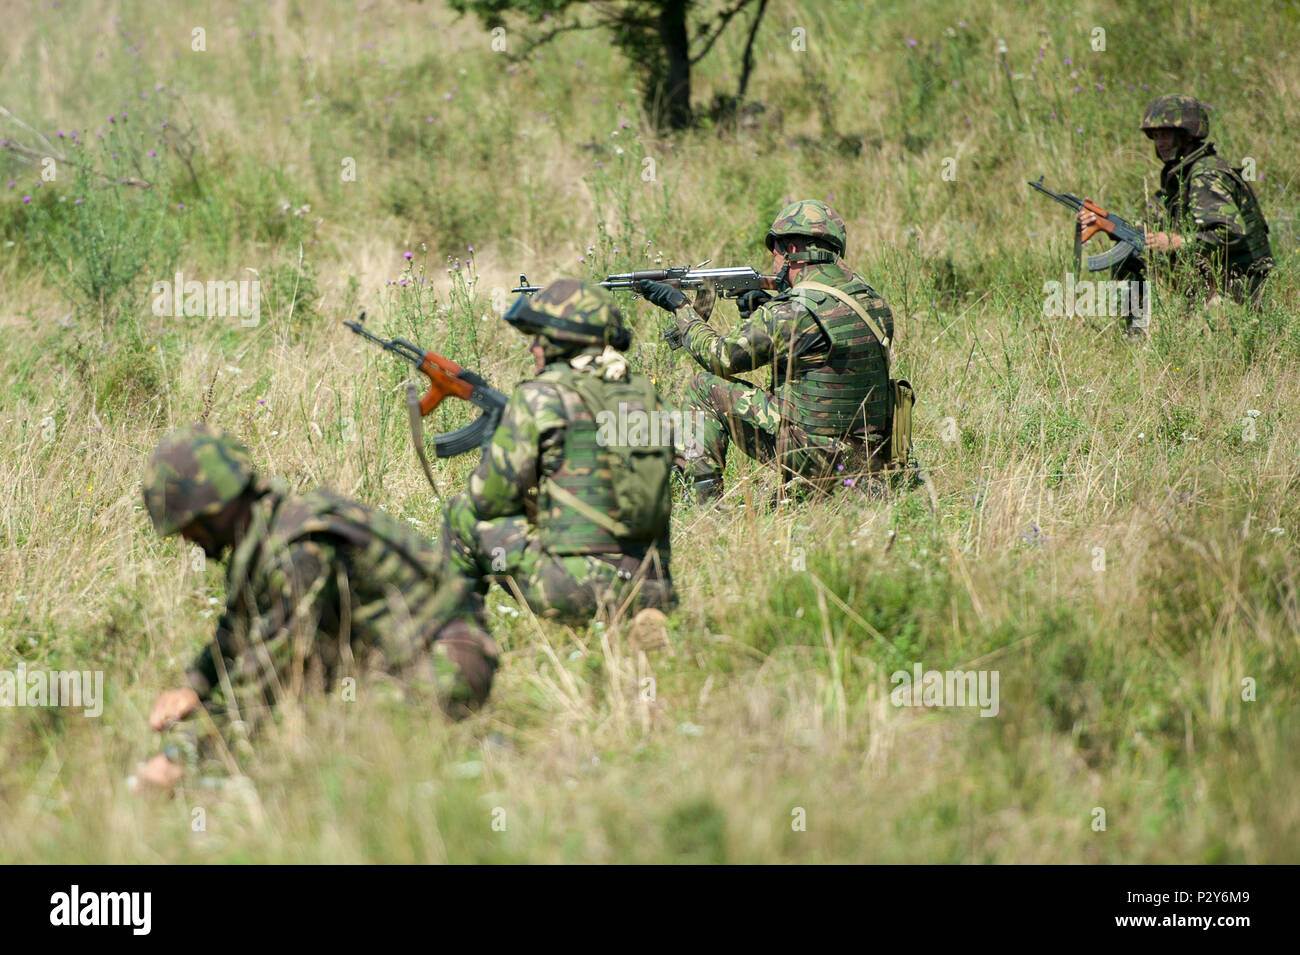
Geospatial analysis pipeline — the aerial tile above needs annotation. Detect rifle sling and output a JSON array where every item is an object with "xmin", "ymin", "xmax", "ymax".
[
  {"xmin": 405, "ymin": 382, "xmax": 442, "ymax": 493},
  {"xmin": 795, "ymin": 280, "xmax": 891, "ymax": 371},
  {"xmin": 545, "ymin": 482, "xmax": 632, "ymax": 539}
]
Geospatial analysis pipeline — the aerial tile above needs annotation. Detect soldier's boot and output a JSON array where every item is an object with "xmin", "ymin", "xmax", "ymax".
[
  {"xmin": 1123, "ymin": 315, "xmax": 1149, "ymax": 340},
  {"xmin": 691, "ymin": 475, "xmax": 723, "ymax": 505}
]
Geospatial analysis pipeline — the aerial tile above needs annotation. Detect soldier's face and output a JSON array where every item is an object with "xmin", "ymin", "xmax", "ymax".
[
  {"xmin": 772, "ymin": 244, "xmax": 788, "ymax": 273},
  {"xmin": 1151, "ymin": 129, "xmax": 1180, "ymax": 162}
]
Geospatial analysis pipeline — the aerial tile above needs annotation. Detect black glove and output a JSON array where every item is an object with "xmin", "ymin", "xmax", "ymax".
[
  {"xmin": 636, "ymin": 280, "xmax": 689, "ymax": 313},
  {"xmin": 736, "ymin": 289, "xmax": 773, "ymax": 320},
  {"xmin": 663, "ymin": 327, "xmax": 685, "ymax": 350}
]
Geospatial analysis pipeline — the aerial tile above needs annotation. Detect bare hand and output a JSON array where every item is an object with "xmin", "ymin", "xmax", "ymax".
[
  {"xmin": 1076, "ymin": 206, "xmax": 1099, "ymax": 229},
  {"xmin": 149, "ymin": 687, "xmax": 200, "ymax": 731},
  {"xmin": 1145, "ymin": 231, "xmax": 1183, "ymax": 253},
  {"xmin": 133, "ymin": 753, "xmax": 184, "ymax": 790}
]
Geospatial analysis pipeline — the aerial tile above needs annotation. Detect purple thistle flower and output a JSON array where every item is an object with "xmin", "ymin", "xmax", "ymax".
[
  {"xmin": 22, "ymin": 196, "xmax": 31, "ymax": 203},
  {"xmin": 75, "ymin": 198, "xmax": 83, "ymax": 204},
  {"xmin": 404, "ymin": 251, "xmax": 413, "ymax": 260}
]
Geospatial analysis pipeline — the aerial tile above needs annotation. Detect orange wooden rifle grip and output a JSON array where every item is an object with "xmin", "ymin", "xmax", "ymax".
[{"xmin": 417, "ymin": 352, "xmax": 475, "ymax": 415}]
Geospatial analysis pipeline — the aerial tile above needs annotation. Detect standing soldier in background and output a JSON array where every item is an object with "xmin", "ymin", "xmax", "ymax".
[
  {"xmin": 439, "ymin": 279, "xmax": 675, "ymax": 623},
  {"xmin": 137, "ymin": 425, "xmax": 497, "ymax": 789},
  {"xmin": 1078, "ymin": 94, "xmax": 1273, "ymax": 324},
  {"xmin": 637, "ymin": 199, "xmax": 909, "ymax": 504}
]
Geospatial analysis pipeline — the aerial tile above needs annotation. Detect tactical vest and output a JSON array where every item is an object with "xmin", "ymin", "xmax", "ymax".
[
  {"xmin": 773, "ymin": 265, "xmax": 891, "ymax": 439},
  {"xmin": 533, "ymin": 364, "xmax": 672, "ymax": 557},
  {"xmin": 1164, "ymin": 142, "xmax": 1272, "ymax": 274}
]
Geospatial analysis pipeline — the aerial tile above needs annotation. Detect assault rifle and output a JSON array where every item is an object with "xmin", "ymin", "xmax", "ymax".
[
  {"xmin": 512, "ymin": 261, "xmax": 783, "ymax": 298},
  {"xmin": 1028, "ymin": 177, "xmax": 1146, "ymax": 272},
  {"xmin": 344, "ymin": 314, "xmax": 507, "ymax": 484}
]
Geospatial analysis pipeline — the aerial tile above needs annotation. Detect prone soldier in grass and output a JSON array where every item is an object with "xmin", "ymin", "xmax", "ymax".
[
  {"xmin": 439, "ymin": 279, "xmax": 676, "ymax": 623},
  {"xmin": 137, "ymin": 424, "xmax": 497, "ymax": 789},
  {"xmin": 636, "ymin": 199, "xmax": 910, "ymax": 504},
  {"xmin": 1078, "ymin": 94, "xmax": 1273, "ymax": 315}
]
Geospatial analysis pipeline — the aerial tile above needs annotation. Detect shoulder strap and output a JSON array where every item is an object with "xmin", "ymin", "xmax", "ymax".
[
  {"xmin": 795, "ymin": 280, "xmax": 891, "ymax": 370},
  {"xmin": 545, "ymin": 482, "xmax": 631, "ymax": 538}
]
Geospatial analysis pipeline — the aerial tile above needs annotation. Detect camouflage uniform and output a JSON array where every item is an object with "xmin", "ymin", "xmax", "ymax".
[
  {"xmin": 440, "ymin": 280, "xmax": 675, "ymax": 623},
  {"xmin": 1122, "ymin": 95, "xmax": 1273, "ymax": 310},
  {"xmin": 143, "ymin": 426, "xmax": 496, "ymax": 768},
  {"xmin": 674, "ymin": 200, "xmax": 895, "ymax": 498}
]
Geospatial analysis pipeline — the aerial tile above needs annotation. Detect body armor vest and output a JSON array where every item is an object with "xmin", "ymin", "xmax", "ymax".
[{"xmin": 773, "ymin": 264, "xmax": 891, "ymax": 439}]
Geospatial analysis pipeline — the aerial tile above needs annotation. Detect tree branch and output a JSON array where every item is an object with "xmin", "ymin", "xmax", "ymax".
[
  {"xmin": 689, "ymin": 0, "xmax": 756, "ymax": 67},
  {"xmin": 0, "ymin": 132, "xmax": 152, "ymax": 189}
]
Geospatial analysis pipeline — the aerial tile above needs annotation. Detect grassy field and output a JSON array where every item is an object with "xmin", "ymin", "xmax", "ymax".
[{"xmin": 1, "ymin": 0, "xmax": 1298, "ymax": 863}]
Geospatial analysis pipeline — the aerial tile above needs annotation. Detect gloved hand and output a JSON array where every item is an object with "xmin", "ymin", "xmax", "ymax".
[
  {"xmin": 736, "ymin": 289, "xmax": 773, "ymax": 320},
  {"xmin": 635, "ymin": 279, "xmax": 689, "ymax": 314},
  {"xmin": 663, "ymin": 326, "xmax": 685, "ymax": 350}
]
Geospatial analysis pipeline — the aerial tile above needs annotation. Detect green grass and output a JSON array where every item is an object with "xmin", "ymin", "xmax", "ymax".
[{"xmin": 0, "ymin": 0, "xmax": 1298, "ymax": 863}]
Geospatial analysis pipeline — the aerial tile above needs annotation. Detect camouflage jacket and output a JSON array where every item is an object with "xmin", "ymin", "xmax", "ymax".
[
  {"xmin": 681, "ymin": 259, "xmax": 894, "ymax": 441},
  {"xmin": 1155, "ymin": 141, "xmax": 1273, "ymax": 276},
  {"xmin": 462, "ymin": 351, "xmax": 673, "ymax": 557},
  {"xmin": 187, "ymin": 484, "xmax": 478, "ymax": 700}
]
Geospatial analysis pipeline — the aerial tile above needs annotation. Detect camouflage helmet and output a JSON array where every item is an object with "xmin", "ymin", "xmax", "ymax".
[
  {"xmin": 765, "ymin": 199, "xmax": 848, "ymax": 257},
  {"xmin": 1139, "ymin": 95, "xmax": 1209, "ymax": 140},
  {"xmin": 143, "ymin": 424, "xmax": 255, "ymax": 535},
  {"xmin": 504, "ymin": 278, "xmax": 630, "ymax": 351}
]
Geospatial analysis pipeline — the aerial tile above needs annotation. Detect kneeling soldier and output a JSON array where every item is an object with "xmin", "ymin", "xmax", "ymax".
[
  {"xmin": 440, "ymin": 279, "xmax": 675, "ymax": 623},
  {"xmin": 639, "ymin": 199, "xmax": 900, "ymax": 503}
]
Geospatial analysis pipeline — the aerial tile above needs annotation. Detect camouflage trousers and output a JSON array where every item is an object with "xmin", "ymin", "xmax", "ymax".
[
  {"xmin": 678, "ymin": 372, "xmax": 881, "ymax": 497},
  {"xmin": 440, "ymin": 491, "xmax": 675, "ymax": 624},
  {"xmin": 160, "ymin": 618, "xmax": 496, "ymax": 776}
]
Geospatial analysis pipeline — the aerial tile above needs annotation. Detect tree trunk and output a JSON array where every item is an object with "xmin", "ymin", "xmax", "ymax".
[{"xmin": 657, "ymin": 0, "xmax": 692, "ymax": 129}]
